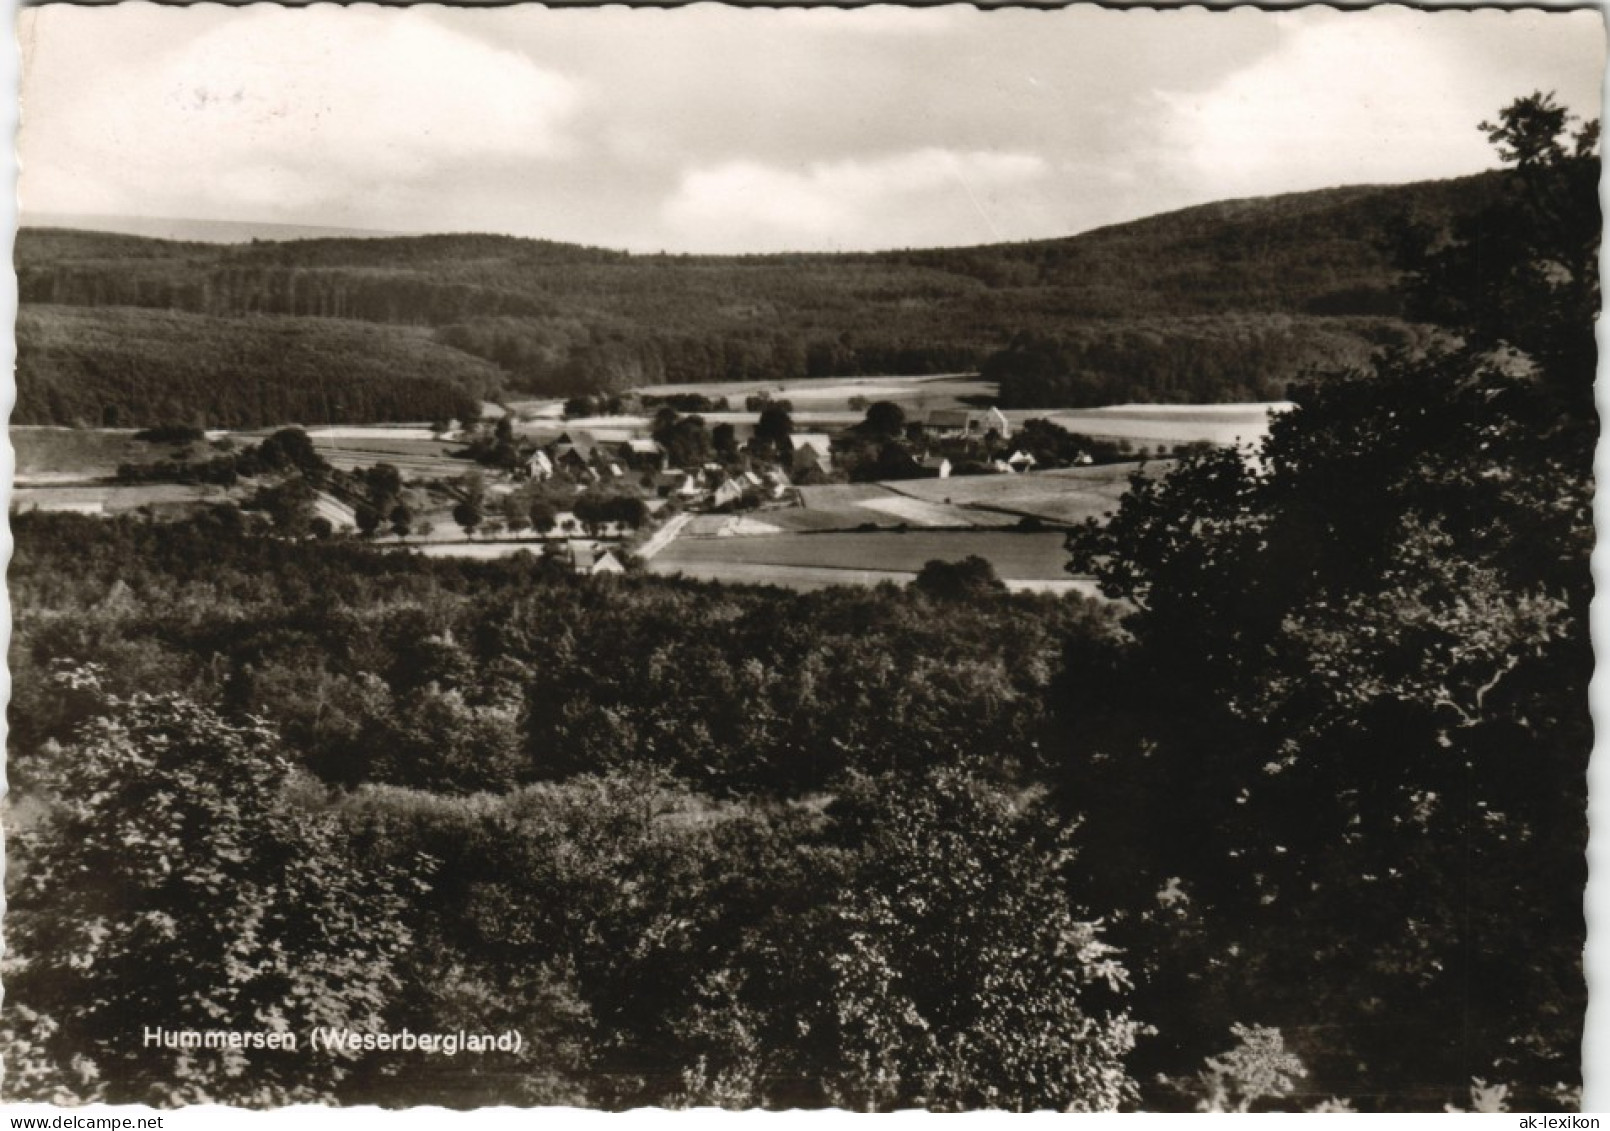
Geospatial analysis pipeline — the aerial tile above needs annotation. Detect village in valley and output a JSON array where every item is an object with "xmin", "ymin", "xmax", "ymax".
[{"xmin": 12, "ymin": 372, "xmax": 1282, "ymax": 593}]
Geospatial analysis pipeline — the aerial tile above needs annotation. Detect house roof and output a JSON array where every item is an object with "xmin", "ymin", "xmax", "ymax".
[
  {"xmin": 587, "ymin": 429, "xmax": 637, "ymax": 445},
  {"xmin": 791, "ymin": 433, "xmax": 833, "ymax": 454},
  {"xmin": 926, "ymin": 410, "xmax": 971, "ymax": 428}
]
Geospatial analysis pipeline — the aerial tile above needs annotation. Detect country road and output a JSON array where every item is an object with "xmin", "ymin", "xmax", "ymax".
[{"xmin": 636, "ymin": 512, "xmax": 693, "ymax": 561}]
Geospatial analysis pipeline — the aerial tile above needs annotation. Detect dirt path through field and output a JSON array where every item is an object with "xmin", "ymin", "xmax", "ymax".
[{"xmin": 637, "ymin": 512, "xmax": 694, "ymax": 560}]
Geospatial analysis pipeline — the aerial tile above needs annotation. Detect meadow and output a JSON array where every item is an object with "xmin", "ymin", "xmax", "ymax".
[
  {"xmin": 12, "ymin": 482, "xmax": 238, "ymax": 514},
  {"xmin": 885, "ymin": 463, "xmax": 1164, "ymax": 525},
  {"xmin": 781, "ymin": 463, "xmax": 1163, "ymax": 529},
  {"xmin": 11, "ymin": 427, "xmax": 174, "ymax": 482},
  {"xmin": 1025, "ymin": 402, "xmax": 1291, "ymax": 448}
]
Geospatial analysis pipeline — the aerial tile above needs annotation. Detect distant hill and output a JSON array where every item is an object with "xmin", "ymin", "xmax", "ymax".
[
  {"xmin": 21, "ymin": 213, "xmax": 411, "ymax": 244},
  {"xmin": 14, "ymin": 174, "xmax": 1502, "ymax": 428}
]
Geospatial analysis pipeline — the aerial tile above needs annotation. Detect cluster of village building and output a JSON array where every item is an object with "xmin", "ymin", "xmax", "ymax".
[
  {"xmin": 518, "ymin": 405, "xmax": 1051, "ymax": 511},
  {"xmin": 297, "ymin": 404, "xmax": 1075, "ymax": 577}
]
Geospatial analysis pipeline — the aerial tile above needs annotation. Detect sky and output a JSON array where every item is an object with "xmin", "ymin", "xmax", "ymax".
[{"xmin": 16, "ymin": 2, "xmax": 1606, "ymax": 254}]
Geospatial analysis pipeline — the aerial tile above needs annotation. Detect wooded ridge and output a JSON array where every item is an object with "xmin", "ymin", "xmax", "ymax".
[{"xmin": 15, "ymin": 173, "xmax": 1498, "ymax": 427}]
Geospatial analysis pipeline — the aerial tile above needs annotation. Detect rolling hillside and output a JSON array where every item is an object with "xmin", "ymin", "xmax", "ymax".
[{"xmin": 14, "ymin": 172, "xmax": 1501, "ymax": 427}]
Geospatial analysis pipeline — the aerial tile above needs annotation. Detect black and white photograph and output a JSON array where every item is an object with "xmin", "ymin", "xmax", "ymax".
[{"xmin": 3, "ymin": 0, "xmax": 1604, "ymax": 1115}]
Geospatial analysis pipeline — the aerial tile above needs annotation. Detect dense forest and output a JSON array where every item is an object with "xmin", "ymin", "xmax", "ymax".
[
  {"xmin": 3, "ymin": 96, "xmax": 1594, "ymax": 1112},
  {"xmin": 6, "ymin": 514, "xmax": 1137, "ymax": 1108},
  {"xmin": 16, "ymin": 305, "xmax": 495, "ymax": 429},
  {"xmin": 14, "ymin": 174, "xmax": 1501, "ymax": 426}
]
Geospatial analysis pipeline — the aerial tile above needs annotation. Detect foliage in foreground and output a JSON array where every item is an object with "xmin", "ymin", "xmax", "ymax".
[
  {"xmin": 3, "ymin": 671, "xmax": 1138, "ymax": 1110},
  {"xmin": 2, "ymin": 94, "xmax": 1593, "ymax": 1111},
  {"xmin": 1061, "ymin": 92, "xmax": 1595, "ymax": 1109}
]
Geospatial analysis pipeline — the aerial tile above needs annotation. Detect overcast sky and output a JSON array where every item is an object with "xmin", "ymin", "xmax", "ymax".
[{"xmin": 16, "ymin": 3, "xmax": 1605, "ymax": 254}]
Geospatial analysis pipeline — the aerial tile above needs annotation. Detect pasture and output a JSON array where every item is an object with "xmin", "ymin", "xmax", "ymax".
[
  {"xmin": 884, "ymin": 463, "xmax": 1164, "ymax": 526},
  {"xmin": 1021, "ymin": 402, "xmax": 1291, "ymax": 448},
  {"xmin": 412, "ymin": 541, "xmax": 551, "ymax": 560},
  {"xmin": 304, "ymin": 436, "xmax": 474, "ymax": 479},
  {"xmin": 223, "ymin": 425, "xmax": 474, "ymax": 479},
  {"xmin": 12, "ymin": 426, "xmax": 196, "ymax": 482},
  {"xmin": 786, "ymin": 463, "xmax": 1162, "ymax": 529},
  {"xmin": 12, "ymin": 482, "xmax": 237, "ymax": 514},
  {"xmin": 785, "ymin": 484, "xmax": 1019, "ymax": 530}
]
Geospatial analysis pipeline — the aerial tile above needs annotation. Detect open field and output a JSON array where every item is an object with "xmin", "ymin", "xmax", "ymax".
[
  {"xmin": 13, "ymin": 425, "xmax": 478, "ymax": 484},
  {"xmin": 303, "ymin": 426, "xmax": 441, "ymax": 441},
  {"xmin": 744, "ymin": 506, "xmax": 883, "ymax": 533},
  {"xmin": 301, "ymin": 436, "xmax": 474, "ymax": 478},
  {"xmin": 11, "ymin": 427, "xmax": 194, "ymax": 481},
  {"xmin": 412, "ymin": 540, "xmax": 552, "ymax": 560},
  {"xmin": 13, "ymin": 482, "xmax": 238, "ymax": 514},
  {"xmin": 780, "ymin": 484, "xmax": 1013, "ymax": 531},
  {"xmin": 785, "ymin": 464, "xmax": 1162, "ymax": 528},
  {"xmin": 885, "ymin": 463, "xmax": 1165, "ymax": 526},
  {"xmin": 1020, "ymin": 402, "xmax": 1292, "ymax": 448},
  {"xmin": 650, "ymin": 529, "xmax": 1074, "ymax": 581}
]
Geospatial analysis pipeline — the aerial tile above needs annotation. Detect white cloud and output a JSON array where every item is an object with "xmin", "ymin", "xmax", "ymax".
[
  {"xmin": 21, "ymin": 6, "xmax": 578, "ymax": 218},
  {"xmin": 1153, "ymin": 9, "xmax": 1602, "ymax": 203},
  {"xmin": 17, "ymin": 4, "xmax": 1605, "ymax": 250},
  {"xmin": 664, "ymin": 149, "xmax": 1049, "ymax": 253}
]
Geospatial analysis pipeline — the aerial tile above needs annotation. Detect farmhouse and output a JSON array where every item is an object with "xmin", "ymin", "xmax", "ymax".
[
  {"xmin": 554, "ymin": 442, "xmax": 595, "ymax": 476},
  {"xmin": 791, "ymin": 434, "xmax": 833, "ymax": 476},
  {"xmin": 524, "ymin": 450, "xmax": 554, "ymax": 480},
  {"xmin": 763, "ymin": 468, "xmax": 793, "ymax": 498},
  {"xmin": 922, "ymin": 407, "xmax": 1012, "ymax": 441},
  {"xmin": 623, "ymin": 439, "xmax": 666, "ymax": 470},
  {"xmin": 711, "ymin": 478, "xmax": 746, "ymax": 509},
  {"xmin": 571, "ymin": 544, "xmax": 626, "ymax": 575},
  {"xmin": 591, "ymin": 549, "xmax": 626, "ymax": 575},
  {"xmin": 918, "ymin": 455, "xmax": 953, "ymax": 479}
]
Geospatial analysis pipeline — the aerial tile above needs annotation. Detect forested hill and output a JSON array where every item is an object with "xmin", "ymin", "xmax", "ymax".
[{"xmin": 15, "ymin": 173, "xmax": 1500, "ymax": 427}]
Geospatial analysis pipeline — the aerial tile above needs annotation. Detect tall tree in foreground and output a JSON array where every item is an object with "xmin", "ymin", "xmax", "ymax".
[
  {"xmin": 2, "ymin": 669, "xmax": 417, "ymax": 1105},
  {"xmin": 1059, "ymin": 94, "xmax": 1596, "ymax": 1109},
  {"xmin": 671, "ymin": 766, "xmax": 1142, "ymax": 1111}
]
